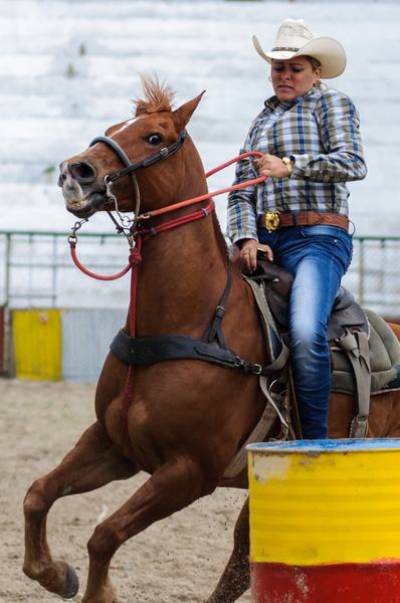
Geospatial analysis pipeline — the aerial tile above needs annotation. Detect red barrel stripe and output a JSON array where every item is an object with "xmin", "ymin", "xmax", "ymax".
[{"xmin": 252, "ymin": 561, "xmax": 400, "ymax": 603}]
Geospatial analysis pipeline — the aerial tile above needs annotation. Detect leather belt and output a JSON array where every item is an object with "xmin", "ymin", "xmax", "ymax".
[{"xmin": 257, "ymin": 211, "xmax": 349, "ymax": 232}]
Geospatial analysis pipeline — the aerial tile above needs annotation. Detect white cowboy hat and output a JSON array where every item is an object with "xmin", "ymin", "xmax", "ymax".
[{"xmin": 252, "ymin": 18, "xmax": 346, "ymax": 79}]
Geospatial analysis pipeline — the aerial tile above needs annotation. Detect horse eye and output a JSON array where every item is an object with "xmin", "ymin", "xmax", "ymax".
[{"xmin": 147, "ymin": 133, "xmax": 162, "ymax": 145}]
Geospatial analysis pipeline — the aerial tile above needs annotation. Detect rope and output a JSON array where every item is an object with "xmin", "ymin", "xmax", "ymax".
[
  {"xmin": 138, "ymin": 151, "xmax": 265, "ymax": 220},
  {"xmin": 69, "ymin": 150, "xmax": 265, "ymax": 280},
  {"xmin": 69, "ymin": 240, "xmax": 131, "ymax": 281}
]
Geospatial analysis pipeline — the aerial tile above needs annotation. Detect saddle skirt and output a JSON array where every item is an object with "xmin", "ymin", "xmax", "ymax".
[{"xmin": 332, "ymin": 310, "xmax": 400, "ymax": 396}]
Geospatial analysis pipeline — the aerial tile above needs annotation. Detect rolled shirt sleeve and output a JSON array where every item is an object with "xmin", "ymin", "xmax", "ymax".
[{"xmin": 227, "ymin": 127, "xmax": 259, "ymax": 244}]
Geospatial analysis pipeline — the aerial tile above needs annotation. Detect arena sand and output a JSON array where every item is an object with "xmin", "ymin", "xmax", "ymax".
[{"xmin": 0, "ymin": 378, "xmax": 251, "ymax": 602}]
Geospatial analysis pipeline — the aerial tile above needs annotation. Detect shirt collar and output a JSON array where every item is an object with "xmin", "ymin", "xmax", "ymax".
[{"xmin": 264, "ymin": 86, "xmax": 322, "ymax": 110}]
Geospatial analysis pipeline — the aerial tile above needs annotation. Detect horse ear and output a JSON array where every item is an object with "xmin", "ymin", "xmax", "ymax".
[{"xmin": 172, "ymin": 91, "xmax": 205, "ymax": 131}]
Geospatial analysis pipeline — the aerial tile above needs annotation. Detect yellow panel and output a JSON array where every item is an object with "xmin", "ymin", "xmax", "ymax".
[
  {"xmin": 13, "ymin": 309, "xmax": 62, "ymax": 381},
  {"xmin": 248, "ymin": 442, "xmax": 400, "ymax": 566}
]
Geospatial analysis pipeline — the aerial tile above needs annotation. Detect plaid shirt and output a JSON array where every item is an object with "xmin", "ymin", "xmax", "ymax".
[{"xmin": 227, "ymin": 86, "xmax": 367, "ymax": 243}]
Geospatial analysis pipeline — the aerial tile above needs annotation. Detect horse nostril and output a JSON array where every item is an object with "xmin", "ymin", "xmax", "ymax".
[
  {"xmin": 68, "ymin": 162, "xmax": 97, "ymax": 183},
  {"xmin": 57, "ymin": 173, "xmax": 67, "ymax": 187}
]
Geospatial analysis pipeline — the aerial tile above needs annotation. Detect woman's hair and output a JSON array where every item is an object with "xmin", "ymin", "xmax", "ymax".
[
  {"xmin": 303, "ymin": 55, "xmax": 324, "ymax": 88},
  {"xmin": 304, "ymin": 55, "xmax": 322, "ymax": 72}
]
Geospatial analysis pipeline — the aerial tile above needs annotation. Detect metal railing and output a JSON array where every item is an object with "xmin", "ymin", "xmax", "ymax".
[
  {"xmin": 0, "ymin": 229, "xmax": 399, "ymax": 375},
  {"xmin": 0, "ymin": 230, "xmax": 129, "ymax": 310},
  {"xmin": 0, "ymin": 229, "xmax": 399, "ymax": 314},
  {"xmin": 348, "ymin": 236, "xmax": 400, "ymax": 316}
]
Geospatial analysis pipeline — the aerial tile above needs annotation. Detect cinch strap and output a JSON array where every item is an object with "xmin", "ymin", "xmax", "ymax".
[{"xmin": 110, "ymin": 330, "xmax": 269, "ymax": 376}]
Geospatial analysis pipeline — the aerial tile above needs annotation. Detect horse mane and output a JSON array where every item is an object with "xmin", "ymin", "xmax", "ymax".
[
  {"xmin": 134, "ymin": 75, "xmax": 175, "ymax": 115},
  {"xmin": 134, "ymin": 77, "xmax": 232, "ymax": 264}
]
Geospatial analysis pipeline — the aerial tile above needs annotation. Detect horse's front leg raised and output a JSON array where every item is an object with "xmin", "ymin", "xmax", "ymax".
[
  {"xmin": 82, "ymin": 457, "xmax": 216, "ymax": 603},
  {"xmin": 207, "ymin": 497, "xmax": 250, "ymax": 603},
  {"xmin": 23, "ymin": 421, "xmax": 137, "ymax": 599}
]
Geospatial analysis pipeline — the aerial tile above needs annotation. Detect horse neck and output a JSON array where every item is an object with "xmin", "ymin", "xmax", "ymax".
[{"xmin": 132, "ymin": 142, "xmax": 230, "ymax": 336}]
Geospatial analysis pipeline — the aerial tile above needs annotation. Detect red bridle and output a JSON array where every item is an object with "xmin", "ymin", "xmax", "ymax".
[
  {"xmin": 69, "ymin": 148, "xmax": 266, "ymax": 340},
  {"xmin": 69, "ymin": 150, "xmax": 266, "ymax": 280},
  {"xmin": 69, "ymin": 149, "xmax": 265, "ymax": 334}
]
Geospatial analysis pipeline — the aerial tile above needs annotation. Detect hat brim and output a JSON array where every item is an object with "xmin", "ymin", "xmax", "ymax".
[{"xmin": 252, "ymin": 34, "xmax": 347, "ymax": 79}]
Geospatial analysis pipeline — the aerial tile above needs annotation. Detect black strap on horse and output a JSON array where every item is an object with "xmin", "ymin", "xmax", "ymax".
[
  {"xmin": 202, "ymin": 269, "xmax": 232, "ymax": 348},
  {"xmin": 111, "ymin": 330, "xmax": 267, "ymax": 375},
  {"xmin": 110, "ymin": 265, "xmax": 279, "ymax": 377},
  {"xmin": 90, "ymin": 130, "xmax": 187, "ymax": 184}
]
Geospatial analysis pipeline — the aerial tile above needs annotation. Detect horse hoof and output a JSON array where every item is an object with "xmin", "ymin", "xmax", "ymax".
[{"xmin": 61, "ymin": 564, "xmax": 79, "ymax": 599}]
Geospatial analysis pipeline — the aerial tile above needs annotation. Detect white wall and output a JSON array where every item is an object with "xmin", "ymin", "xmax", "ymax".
[{"xmin": 3, "ymin": 0, "xmax": 400, "ymax": 236}]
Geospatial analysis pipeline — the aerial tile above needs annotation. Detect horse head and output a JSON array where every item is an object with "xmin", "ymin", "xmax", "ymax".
[{"xmin": 59, "ymin": 77, "xmax": 205, "ymax": 219}]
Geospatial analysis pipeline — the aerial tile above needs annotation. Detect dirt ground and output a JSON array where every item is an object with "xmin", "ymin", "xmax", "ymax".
[{"xmin": 0, "ymin": 378, "xmax": 251, "ymax": 603}]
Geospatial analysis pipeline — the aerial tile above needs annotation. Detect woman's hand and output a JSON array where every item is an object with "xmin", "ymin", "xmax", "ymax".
[
  {"xmin": 239, "ymin": 238, "xmax": 273, "ymax": 273},
  {"xmin": 255, "ymin": 154, "xmax": 291, "ymax": 178}
]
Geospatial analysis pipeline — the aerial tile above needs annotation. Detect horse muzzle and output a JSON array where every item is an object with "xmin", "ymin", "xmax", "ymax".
[
  {"xmin": 59, "ymin": 162, "xmax": 110, "ymax": 218},
  {"xmin": 67, "ymin": 191, "xmax": 110, "ymax": 218}
]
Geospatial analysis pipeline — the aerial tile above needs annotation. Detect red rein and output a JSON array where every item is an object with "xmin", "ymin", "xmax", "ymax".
[
  {"xmin": 69, "ymin": 245, "xmax": 132, "ymax": 281},
  {"xmin": 69, "ymin": 150, "xmax": 265, "ymax": 281}
]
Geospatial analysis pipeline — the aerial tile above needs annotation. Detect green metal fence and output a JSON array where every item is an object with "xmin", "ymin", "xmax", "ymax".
[
  {"xmin": 0, "ymin": 230, "xmax": 128, "ymax": 309},
  {"xmin": 0, "ymin": 230, "xmax": 399, "ymax": 314},
  {"xmin": 0, "ymin": 229, "xmax": 399, "ymax": 375},
  {"xmin": 349, "ymin": 236, "xmax": 400, "ymax": 317}
]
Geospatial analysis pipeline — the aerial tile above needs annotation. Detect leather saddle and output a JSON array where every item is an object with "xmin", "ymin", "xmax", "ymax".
[{"xmin": 250, "ymin": 259, "xmax": 369, "ymax": 342}]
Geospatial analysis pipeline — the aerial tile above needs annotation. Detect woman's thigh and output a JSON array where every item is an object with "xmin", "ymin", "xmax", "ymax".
[
  {"xmin": 275, "ymin": 230, "xmax": 353, "ymax": 336},
  {"xmin": 289, "ymin": 253, "xmax": 343, "ymax": 341}
]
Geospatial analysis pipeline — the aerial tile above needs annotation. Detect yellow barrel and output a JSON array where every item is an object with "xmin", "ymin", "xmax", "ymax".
[
  {"xmin": 247, "ymin": 439, "xmax": 400, "ymax": 603},
  {"xmin": 13, "ymin": 309, "xmax": 62, "ymax": 381}
]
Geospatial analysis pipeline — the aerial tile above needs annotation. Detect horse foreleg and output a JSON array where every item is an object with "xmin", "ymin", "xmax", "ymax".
[
  {"xmin": 23, "ymin": 421, "xmax": 137, "ymax": 599},
  {"xmin": 207, "ymin": 497, "xmax": 250, "ymax": 603},
  {"xmin": 81, "ymin": 457, "xmax": 214, "ymax": 603}
]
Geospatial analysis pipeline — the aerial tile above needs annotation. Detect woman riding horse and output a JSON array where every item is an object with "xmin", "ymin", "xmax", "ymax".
[{"xmin": 228, "ymin": 18, "xmax": 367, "ymax": 439}]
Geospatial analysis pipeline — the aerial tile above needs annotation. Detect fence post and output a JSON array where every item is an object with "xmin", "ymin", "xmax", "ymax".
[
  {"xmin": 51, "ymin": 234, "xmax": 58, "ymax": 307},
  {"xmin": 3, "ymin": 232, "xmax": 12, "ymax": 375}
]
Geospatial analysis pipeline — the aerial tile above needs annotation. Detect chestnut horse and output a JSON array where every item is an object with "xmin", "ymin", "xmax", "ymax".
[{"xmin": 23, "ymin": 79, "xmax": 400, "ymax": 603}]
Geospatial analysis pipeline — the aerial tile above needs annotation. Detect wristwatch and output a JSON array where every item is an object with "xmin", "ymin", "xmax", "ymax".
[{"xmin": 282, "ymin": 156, "xmax": 293, "ymax": 176}]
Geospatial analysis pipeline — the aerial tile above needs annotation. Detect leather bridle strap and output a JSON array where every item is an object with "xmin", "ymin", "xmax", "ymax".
[
  {"xmin": 90, "ymin": 135, "xmax": 133, "ymax": 170},
  {"xmin": 90, "ymin": 130, "xmax": 187, "ymax": 184},
  {"xmin": 90, "ymin": 134, "xmax": 142, "ymax": 217}
]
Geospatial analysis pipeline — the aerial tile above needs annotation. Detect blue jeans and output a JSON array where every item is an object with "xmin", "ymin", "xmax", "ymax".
[{"xmin": 258, "ymin": 225, "xmax": 353, "ymax": 439}]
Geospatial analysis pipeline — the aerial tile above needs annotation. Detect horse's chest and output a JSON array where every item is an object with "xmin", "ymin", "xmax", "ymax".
[{"xmin": 102, "ymin": 395, "xmax": 156, "ymax": 462}]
